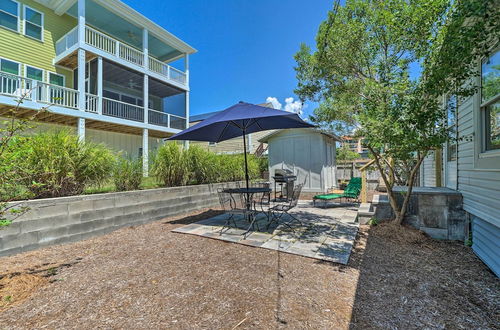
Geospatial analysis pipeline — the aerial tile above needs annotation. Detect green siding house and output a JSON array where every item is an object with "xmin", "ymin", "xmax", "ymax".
[{"xmin": 0, "ymin": 0, "xmax": 196, "ymax": 175}]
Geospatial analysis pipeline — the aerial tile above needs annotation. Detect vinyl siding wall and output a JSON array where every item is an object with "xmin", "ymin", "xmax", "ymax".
[
  {"xmin": 19, "ymin": 121, "xmax": 162, "ymax": 158},
  {"xmin": 421, "ymin": 89, "xmax": 500, "ymax": 276},
  {"xmin": 421, "ymin": 152, "xmax": 436, "ymax": 187},
  {"xmin": 456, "ymin": 92, "xmax": 500, "ymax": 276},
  {"xmin": 0, "ymin": 0, "xmax": 76, "ymax": 87}
]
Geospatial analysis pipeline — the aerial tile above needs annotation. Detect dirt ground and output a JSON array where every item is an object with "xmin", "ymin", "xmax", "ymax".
[{"xmin": 0, "ymin": 208, "xmax": 498, "ymax": 329}]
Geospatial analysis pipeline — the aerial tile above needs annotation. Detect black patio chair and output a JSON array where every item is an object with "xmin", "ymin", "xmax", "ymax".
[
  {"xmin": 267, "ymin": 183, "xmax": 305, "ymax": 229},
  {"xmin": 217, "ymin": 188, "xmax": 247, "ymax": 232},
  {"xmin": 250, "ymin": 182, "xmax": 272, "ymax": 221}
]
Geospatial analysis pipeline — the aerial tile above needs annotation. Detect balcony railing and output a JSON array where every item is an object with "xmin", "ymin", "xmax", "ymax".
[
  {"xmin": 148, "ymin": 57, "xmax": 186, "ymax": 85},
  {"xmin": 55, "ymin": 26, "xmax": 78, "ymax": 55},
  {"xmin": 0, "ymin": 72, "xmax": 78, "ymax": 109},
  {"xmin": 0, "ymin": 72, "xmax": 185, "ymax": 130},
  {"xmin": 55, "ymin": 26, "xmax": 187, "ymax": 86},
  {"xmin": 85, "ymin": 93, "xmax": 98, "ymax": 113},
  {"xmin": 148, "ymin": 109, "xmax": 187, "ymax": 130},
  {"xmin": 102, "ymin": 97, "xmax": 144, "ymax": 122}
]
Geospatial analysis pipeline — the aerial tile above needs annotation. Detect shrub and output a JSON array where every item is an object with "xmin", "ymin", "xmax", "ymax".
[
  {"xmin": 256, "ymin": 156, "xmax": 269, "ymax": 176},
  {"xmin": 113, "ymin": 157, "xmax": 143, "ymax": 191},
  {"xmin": 185, "ymin": 145, "xmax": 218, "ymax": 184},
  {"xmin": 152, "ymin": 143, "xmax": 261, "ymax": 186},
  {"xmin": 217, "ymin": 154, "xmax": 259, "ymax": 182},
  {"xmin": 11, "ymin": 130, "xmax": 115, "ymax": 198},
  {"xmin": 151, "ymin": 142, "xmax": 189, "ymax": 187}
]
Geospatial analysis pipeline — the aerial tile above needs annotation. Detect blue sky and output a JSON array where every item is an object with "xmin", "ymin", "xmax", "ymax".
[{"xmin": 122, "ymin": 0, "xmax": 333, "ymax": 118}]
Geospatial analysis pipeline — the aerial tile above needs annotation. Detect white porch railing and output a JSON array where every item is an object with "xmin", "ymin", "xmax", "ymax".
[
  {"xmin": 148, "ymin": 109, "xmax": 186, "ymax": 129},
  {"xmin": 85, "ymin": 93, "xmax": 99, "ymax": 113},
  {"xmin": 119, "ymin": 43, "xmax": 143, "ymax": 66},
  {"xmin": 169, "ymin": 66, "xmax": 187, "ymax": 85},
  {"xmin": 0, "ymin": 72, "xmax": 31, "ymax": 97},
  {"xmin": 55, "ymin": 25, "xmax": 188, "ymax": 87},
  {"xmin": 170, "ymin": 114, "xmax": 187, "ymax": 130},
  {"xmin": 148, "ymin": 56, "xmax": 187, "ymax": 85},
  {"xmin": 55, "ymin": 26, "xmax": 78, "ymax": 55},
  {"xmin": 148, "ymin": 108, "xmax": 169, "ymax": 127},
  {"xmin": 0, "ymin": 72, "xmax": 79, "ymax": 108},
  {"xmin": 38, "ymin": 82, "xmax": 79, "ymax": 109},
  {"xmin": 85, "ymin": 26, "xmax": 117, "ymax": 55},
  {"xmin": 1, "ymin": 72, "xmax": 186, "ymax": 130},
  {"xmin": 102, "ymin": 97, "xmax": 144, "ymax": 122}
]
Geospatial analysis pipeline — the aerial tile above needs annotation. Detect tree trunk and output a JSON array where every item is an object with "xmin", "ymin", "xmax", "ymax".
[
  {"xmin": 368, "ymin": 147, "xmax": 428, "ymax": 225},
  {"xmin": 394, "ymin": 152, "xmax": 427, "ymax": 224}
]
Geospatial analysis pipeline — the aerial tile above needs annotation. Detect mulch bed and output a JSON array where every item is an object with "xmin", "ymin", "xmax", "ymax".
[{"xmin": 0, "ymin": 209, "xmax": 498, "ymax": 329}]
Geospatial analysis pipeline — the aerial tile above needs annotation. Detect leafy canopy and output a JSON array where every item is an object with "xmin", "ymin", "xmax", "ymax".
[{"xmin": 294, "ymin": 0, "xmax": 499, "ymax": 222}]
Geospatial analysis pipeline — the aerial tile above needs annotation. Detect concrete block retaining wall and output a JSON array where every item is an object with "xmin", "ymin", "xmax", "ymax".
[
  {"xmin": 0, "ymin": 182, "xmax": 241, "ymax": 257},
  {"xmin": 372, "ymin": 187, "xmax": 467, "ymax": 240}
]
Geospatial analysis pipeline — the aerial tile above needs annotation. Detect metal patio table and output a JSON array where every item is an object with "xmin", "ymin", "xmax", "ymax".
[{"xmin": 223, "ymin": 187, "xmax": 272, "ymax": 236}]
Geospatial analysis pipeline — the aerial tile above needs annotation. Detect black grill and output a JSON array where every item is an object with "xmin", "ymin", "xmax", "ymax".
[{"xmin": 273, "ymin": 169, "xmax": 296, "ymax": 201}]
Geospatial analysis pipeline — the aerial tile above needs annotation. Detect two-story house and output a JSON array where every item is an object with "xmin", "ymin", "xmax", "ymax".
[{"xmin": 0, "ymin": 0, "xmax": 196, "ymax": 175}]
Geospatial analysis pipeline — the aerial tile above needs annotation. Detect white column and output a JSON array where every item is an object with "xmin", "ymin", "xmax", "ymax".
[
  {"xmin": 77, "ymin": 0, "xmax": 86, "ymax": 143},
  {"xmin": 97, "ymin": 56, "xmax": 103, "ymax": 115},
  {"xmin": 77, "ymin": 118, "xmax": 85, "ymax": 142},
  {"xmin": 142, "ymin": 128, "xmax": 149, "ymax": 177},
  {"xmin": 77, "ymin": 0, "xmax": 85, "ymax": 46},
  {"xmin": 143, "ymin": 28, "xmax": 149, "ymax": 70},
  {"xmin": 77, "ymin": 49, "xmax": 86, "ymax": 111},
  {"xmin": 183, "ymin": 54, "xmax": 190, "ymax": 149},
  {"xmin": 143, "ymin": 74, "xmax": 149, "ymax": 123}
]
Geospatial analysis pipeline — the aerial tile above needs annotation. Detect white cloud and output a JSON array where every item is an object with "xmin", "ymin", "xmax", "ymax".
[
  {"xmin": 266, "ymin": 96, "xmax": 304, "ymax": 115},
  {"xmin": 284, "ymin": 97, "xmax": 303, "ymax": 115},
  {"xmin": 266, "ymin": 97, "xmax": 282, "ymax": 110}
]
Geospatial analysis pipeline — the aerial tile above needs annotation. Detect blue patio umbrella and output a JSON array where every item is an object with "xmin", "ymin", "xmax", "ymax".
[{"xmin": 167, "ymin": 101, "xmax": 314, "ymax": 191}]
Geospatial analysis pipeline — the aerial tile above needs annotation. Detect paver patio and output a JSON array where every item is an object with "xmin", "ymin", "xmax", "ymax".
[{"xmin": 172, "ymin": 202, "xmax": 359, "ymax": 264}]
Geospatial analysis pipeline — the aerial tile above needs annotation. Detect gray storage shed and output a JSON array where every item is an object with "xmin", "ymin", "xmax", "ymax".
[{"xmin": 259, "ymin": 128, "xmax": 340, "ymax": 193}]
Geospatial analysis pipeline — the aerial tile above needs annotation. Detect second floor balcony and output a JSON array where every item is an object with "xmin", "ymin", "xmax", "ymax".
[{"xmin": 55, "ymin": 25, "xmax": 188, "ymax": 89}]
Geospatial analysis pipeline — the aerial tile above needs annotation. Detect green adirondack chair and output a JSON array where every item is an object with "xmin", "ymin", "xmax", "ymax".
[{"xmin": 313, "ymin": 177, "xmax": 362, "ymax": 206}]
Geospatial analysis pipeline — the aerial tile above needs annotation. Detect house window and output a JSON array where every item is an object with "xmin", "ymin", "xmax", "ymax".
[
  {"xmin": 481, "ymin": 49, "xmax": 500, "ymax": 151},
  {"xmin": 49, "ymin": 72, "xmax": 65, "ymax": 86},
  {"xmin": 26, "ymin": 65, "xmax": 43, "ymax": 81},
  {"xmin": 24, "ymin": 6, "xmax": 43, "ymax": 41},
  {"xmin": 0, "ymin": 0, "xmax": 19, "ymax": 32},
  {"xmin": 446, "ymin": 94, "xmax": 457, "ymax": 161},
  {"xmin": 209, "ymin": 142, "xmax": 217, "ymax": 146},
  {"xmin": 0, "ymin": 57, "xmax": 19, "ymax": 75}
]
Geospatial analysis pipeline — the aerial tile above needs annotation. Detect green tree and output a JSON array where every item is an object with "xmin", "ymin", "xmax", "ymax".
[
  {"xmin": 295, "ymin": 0, "xmax": 499, "ymax": 223},
  {"xmin": 336, "ymin": 144, "xmax": 360, "ymax": 162}
]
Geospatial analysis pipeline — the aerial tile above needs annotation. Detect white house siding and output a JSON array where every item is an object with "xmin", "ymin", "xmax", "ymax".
[
  {"xmin": 421, "ymin": 152, "xmax": 436, "ymax": 187},
  {"xmin": 266, "ymin": 129, "xmax": 337, "ymax": 193},
  {"xmin": 86, "ymin": 129, "xmax": 162, "ymax": 158}
]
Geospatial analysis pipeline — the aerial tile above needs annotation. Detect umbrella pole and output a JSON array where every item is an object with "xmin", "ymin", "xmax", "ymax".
[{"xmin": 243, "ymin": 130, "xmax": 250, "ymax": 210}]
